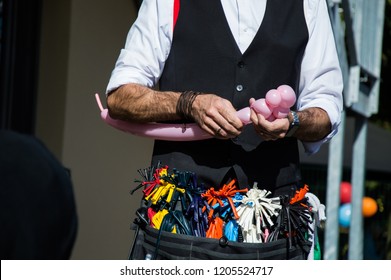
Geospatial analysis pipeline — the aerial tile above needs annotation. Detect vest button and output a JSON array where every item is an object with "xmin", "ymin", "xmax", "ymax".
[
  {"xmin": 236, "ymin": 84, "xmax": 243, "ymax": 92},
  {"xmin": 238, "ymin": 61, "xmax": 245, "ymax": 68}
]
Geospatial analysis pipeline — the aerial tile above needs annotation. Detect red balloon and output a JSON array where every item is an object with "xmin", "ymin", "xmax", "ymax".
[
  {"xmin": 362, "ymin": 197, "xmax": 378, "ymax": 218},
  {"xmin": 340, "ymin": 181, "xmax": 352, "ymax": 204}
]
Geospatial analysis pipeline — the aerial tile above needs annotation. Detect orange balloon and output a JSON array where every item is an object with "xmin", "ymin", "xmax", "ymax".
[{"xmin": 362, "ymin": 197, "xmax": 378, "ymax": 217}]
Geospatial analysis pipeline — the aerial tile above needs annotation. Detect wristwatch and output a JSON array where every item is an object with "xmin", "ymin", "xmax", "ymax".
[{"xmin": 286, "ymin": 111, "xmax": 300, "ymax": 137}]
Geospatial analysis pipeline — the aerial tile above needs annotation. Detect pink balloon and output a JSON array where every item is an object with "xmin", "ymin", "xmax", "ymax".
[
  {"xmin": 236, "ymin": 107, "xmax": 251, "ymax": 124},
  {"xmin": 265, "ymin": 89, "xmax": 281, "ymax": 108},
  {"xmin": 277, "ymin": 85, "xmax": 296, "ymax": 108},
  {"xmin": 272, "ymin": 106, "xmax": 290, "ymax": 119},
  {"xmin": 251, "ymin": 98, "xmax": 272, "ymax": 119},
  {"xmin": 267, "ymin": 115, "xmax": 276, "ymax": 122},
  {"xmin": 96, "ymin": 94, "xmax": 210, "ymax": 141},
  {"xmin": 100, "ymin": 108, "xmax": 211, "ymax": 141}
]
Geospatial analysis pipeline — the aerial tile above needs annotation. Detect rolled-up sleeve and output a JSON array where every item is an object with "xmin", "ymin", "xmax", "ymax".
[
  {"xmin": 106, "ymin": 0, "xmax": 173, "ymax": 95},
  {"xmin": 298, "ymin": 0, "xmax": 344, "ymax": 154}
]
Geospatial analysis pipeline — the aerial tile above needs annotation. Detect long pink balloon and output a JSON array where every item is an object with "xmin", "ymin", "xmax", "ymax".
[
  {"xmin": 96, "ymin": 94, "xmax": 212, "ymax": 141},
  {"xmin": 95, "ymin": 85, "xmax": 295, "ymax": 141}
]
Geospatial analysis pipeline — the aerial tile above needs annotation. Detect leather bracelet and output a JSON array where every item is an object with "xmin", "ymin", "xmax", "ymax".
[{"xmin": 176, "ymin": 91, "xmax": 203, "ymax": 120}]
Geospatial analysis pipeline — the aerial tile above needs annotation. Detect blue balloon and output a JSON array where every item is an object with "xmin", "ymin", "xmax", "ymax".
[
  {"xmin": 339, "ymin": 203, "xmax": 352, "ymax": 228},
  {"xmin": 224, "ymin": 220, "xmax": 239, "ymax": 241}
]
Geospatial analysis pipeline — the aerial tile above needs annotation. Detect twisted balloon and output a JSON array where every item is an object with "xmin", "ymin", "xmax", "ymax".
[{"xmin": 95, "ymin": 85, "xmax": 296, "ymax": 141}]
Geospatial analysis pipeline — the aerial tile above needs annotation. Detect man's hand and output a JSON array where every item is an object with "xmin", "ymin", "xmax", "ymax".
[
  {"xmin": 249, "ymin": 98, "xmax": 290, "ymax": 141},
  {"xmin": 249, "ymin": 97, "xmax": 332, "ymax": 142},
  {"xmin": 191, "ymin": 94, "xmax": 243, "ymax": 139}
]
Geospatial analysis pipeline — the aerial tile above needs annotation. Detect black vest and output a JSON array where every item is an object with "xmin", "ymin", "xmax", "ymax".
[{"xmin": 153, "ymin": 0, "xmax": 308, "ymax": 192}]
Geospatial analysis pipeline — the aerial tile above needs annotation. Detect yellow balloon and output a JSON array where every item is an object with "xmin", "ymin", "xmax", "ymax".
[{"xmin": 362, "ymin": 197, "xmax": 378, "ymax": 217}]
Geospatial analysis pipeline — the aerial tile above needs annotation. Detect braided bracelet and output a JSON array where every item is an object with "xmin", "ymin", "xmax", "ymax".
[{"xmin": 176, "ymin": 91, "xmax": 203, "ymax": 120}]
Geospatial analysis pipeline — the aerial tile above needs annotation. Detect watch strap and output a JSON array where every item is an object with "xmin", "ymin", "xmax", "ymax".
[{"xmin": 286, "ymin": 111, "xmax": 299, "ymax": 137}]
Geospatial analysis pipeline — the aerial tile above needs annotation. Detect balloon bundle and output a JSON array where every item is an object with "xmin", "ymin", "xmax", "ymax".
[
  {"xmin": 234, "ymin": 183, "xmax": 282, "ymax": 243},
  {"xmin": 131, "ymin": 164, "xmax": 316, "ymax": 248},
  {"xmin": 267, "ymin": 185, "xmax": 313, "ymax": 250},
  {"xmin": 183, "ymin": 172, "xmax": 209, "ymax": 237},
  {"xmin": 201, "ymin": 179, "xmax": 248, "ymax": 239}
]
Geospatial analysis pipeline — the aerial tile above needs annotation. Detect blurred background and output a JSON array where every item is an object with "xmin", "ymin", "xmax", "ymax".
[{"xmin": 0, "ymin": 0, "xmax": 390, "ymax": 259}]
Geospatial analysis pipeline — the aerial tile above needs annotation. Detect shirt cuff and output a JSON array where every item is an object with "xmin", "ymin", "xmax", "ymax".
[
  {"xmin": 299, "ymin": 99, "xmax": 342, "ymax": 155},
  {"xmin": 106, "ymin": 74, "xmax": 152, "ymax": 96}
]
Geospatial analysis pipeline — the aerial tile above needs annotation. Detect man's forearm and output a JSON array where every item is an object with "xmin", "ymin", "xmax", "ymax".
[
  {"xmin": 107, "ymin": 83, "xmax": 181, "ymax": 123},
  {"xmin": 293, "ymin": 107, "xmax": 331, "ymax": 142}
]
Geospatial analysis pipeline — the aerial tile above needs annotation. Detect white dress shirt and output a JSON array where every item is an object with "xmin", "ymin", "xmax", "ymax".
[{"xmin": 106, "ymin": 0, "xmax": 343, "ymax": 154}]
